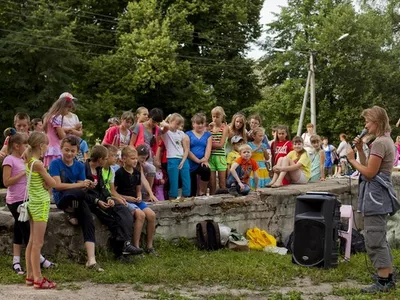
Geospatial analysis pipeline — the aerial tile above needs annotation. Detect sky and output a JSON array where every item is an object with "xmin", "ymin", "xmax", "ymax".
[{"xmin": 247, "ymin": 0, "xmax": 288, "ymax": 59}]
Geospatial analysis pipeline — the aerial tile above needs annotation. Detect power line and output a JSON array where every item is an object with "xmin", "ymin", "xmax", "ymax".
[
  {"xmin": 1, "ymin": 0, "xmax": 257, "ymax": 47},
  {"xmin": 0, "ymin": 39, "xmax": 250, "ymax": 68},
  {"xmin": 0, "ymin": 28, "xmax": 116, "ymax": 50},
  {"xmin": 0, "ymin": 27, "xmax": 253, "ymax": 65}
]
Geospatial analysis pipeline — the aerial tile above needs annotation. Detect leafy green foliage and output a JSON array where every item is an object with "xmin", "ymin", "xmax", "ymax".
[{"xmin": 256, "ymin": 0, "xmax": 400, "ymax": 143}]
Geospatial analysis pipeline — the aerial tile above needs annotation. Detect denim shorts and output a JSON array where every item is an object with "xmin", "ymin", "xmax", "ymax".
[{"xmin": 126, "ymin": 201, "xmax": 148, "ymax": 212}]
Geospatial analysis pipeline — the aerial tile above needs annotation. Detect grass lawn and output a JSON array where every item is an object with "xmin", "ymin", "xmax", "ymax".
[{"xmin": 0, "ymin": 239, "xmax": 399, "ymax": 299}]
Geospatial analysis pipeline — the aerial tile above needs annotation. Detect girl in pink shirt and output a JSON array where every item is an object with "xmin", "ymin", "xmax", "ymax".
[{"xmin": 42, "ymin": 92, "xmax": 77, "ymax": 167}]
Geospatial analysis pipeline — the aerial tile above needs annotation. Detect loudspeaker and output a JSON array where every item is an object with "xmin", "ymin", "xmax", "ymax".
[{"xmin": 292, "ymin": 192, "xmax": 341, "ymax": 268}]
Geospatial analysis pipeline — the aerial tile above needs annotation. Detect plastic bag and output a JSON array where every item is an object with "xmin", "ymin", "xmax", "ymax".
[
  {"xmin": 246, "ymin": 227, "xmax": 276, "ymax": 250},
  {"xmin": 218, "ymin": 223, "xmax": 232, "ymax": 246},
  {"xmin": 17, "ymin": 202, "xmax": 29, "ymax": 222}
]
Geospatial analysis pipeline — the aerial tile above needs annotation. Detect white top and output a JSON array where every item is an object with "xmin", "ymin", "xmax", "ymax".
[
  {"xmin": 301, "ymin": 132, "xmax": 313, "ymax": 153},
  {"xmin": 337, "ymin": 141, "xmax": 349, "ymax": 157},
  {"xmin": 62, "ymin": 113, "xmax": 80, "ymax": 128},
  {"xmin": 162, "ymin": 130, "xmax": 185, "ymax": 158}
]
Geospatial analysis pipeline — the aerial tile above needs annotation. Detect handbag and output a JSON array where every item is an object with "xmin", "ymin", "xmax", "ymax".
[{"xmin": 17, "ymin": 160, "xmax": 36, "ymax": 222}]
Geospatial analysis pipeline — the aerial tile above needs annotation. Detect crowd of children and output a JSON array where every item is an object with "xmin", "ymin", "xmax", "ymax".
[{"xmin": 3, "ymin": 92, "xmax": 394, "ymax": 289}]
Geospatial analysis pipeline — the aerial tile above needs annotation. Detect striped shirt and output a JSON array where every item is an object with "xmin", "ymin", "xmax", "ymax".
[
  {"xmin": 211, "ymin": 125, "xmax": 226, "ymax": 156},
  {"xmin": 26, "ymin": 158, "xmax": 50, "ymax": 216}
]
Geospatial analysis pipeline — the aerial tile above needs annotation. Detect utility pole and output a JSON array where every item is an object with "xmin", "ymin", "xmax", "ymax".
[
  {"xmin": 309, "ymin": 52, "xmax": 316, "ymax": 133},
  {"xmin": 296, "ymin": 70, "xmax": 311, "ymax": 136}
]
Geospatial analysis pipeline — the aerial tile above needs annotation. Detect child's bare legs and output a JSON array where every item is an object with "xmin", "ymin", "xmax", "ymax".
[
  {"xmin": 25, "ymin": 219, "xmax": 34, "ymax": 281},
  {"xmin": 210, "ymin": 171, "xmax": 217, "ymax": 195},
  {"xmin": 218, "ymin": 171, "xmax": 226, "ymax": 190},
  {"xmin": 143, "ymin": 208, "xmax": 156, "ymax": 249},
  {"xmin": 272, "ymin": 157, "xmax": 302, "ymax": 187},
  {"xmin": 132, "ymin": 209, "xmax": 145, "ymax": 248},
  {"xmin": 199, "ymin": 180, "xmax": 209, "ymax": 196},
  {"xmin": 85, "ymin": 242, "xmax": 97, "ymax": 266},
  {"xmin": 268, "ymin": 157, "xmax": 285, "ymax": 186},
  {"xmin": 31, "ymin": 221, "xmax": 48, "ymax": 284}
]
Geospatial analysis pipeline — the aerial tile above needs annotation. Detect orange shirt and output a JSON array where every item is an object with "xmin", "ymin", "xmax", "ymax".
[{"xmin": 235, "ymin": 157, "xmax": 259, "ymax": 184}]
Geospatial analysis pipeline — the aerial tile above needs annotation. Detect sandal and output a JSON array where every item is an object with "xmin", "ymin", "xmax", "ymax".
[
  {"xmin": 40, "ymin": 259, "xmax": 57, "ymax": 269},
  {"xmin": 34, "ymin": 277, "xmax": 56, "ymax": 289},
  {"xmin": 65, "ymin": 212, "xmax": 79, "ymax": 226},
  {"xmin": 86, "ymin": 262, "xmax": 104, "ymax": 272},
  {"xmin": 12, "ymin": 262, "xmax": 25, "ymax": 275},
  {"xmin": 25, "ymin": 277, "xmax": 34, "ymax": 286}
]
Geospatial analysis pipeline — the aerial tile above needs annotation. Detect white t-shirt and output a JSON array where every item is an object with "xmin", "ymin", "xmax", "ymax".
[
  {"xmin": 162, "ymin": 130, "xmax": 185, "ymax": 158},
  {"xmin": 62, "ymin": 113, "xmax": 80, "ymax": 129},
  {"xmin": 337, "ymin": 141, "xmax": 349, "ymax": 157}
]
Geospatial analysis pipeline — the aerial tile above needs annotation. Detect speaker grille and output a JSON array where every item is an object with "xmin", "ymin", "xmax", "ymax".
[{"xmin": 293, "ymin": 219, "xmax": 325, "ymax": 267}]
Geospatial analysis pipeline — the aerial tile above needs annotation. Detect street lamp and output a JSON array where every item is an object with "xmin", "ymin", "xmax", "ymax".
[{"xmin": 296, "ymin": 33, "xmax": 349, "ymax": 136}]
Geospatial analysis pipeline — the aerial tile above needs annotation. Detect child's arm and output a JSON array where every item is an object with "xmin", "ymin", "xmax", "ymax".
[
  {"xmin": 34, "ymin": 161, "xmax": 56, "ymax": 188},
  {"xmin": 200, "ymin": 135, "xmax": 212, "ymax": 166},
  {"xmin": 136, "ymin": 184, "xmax": 142, "ymax": 201},
  {"xmin": 230, "ymin": 162, "xmax": 245, "ymax": 190},
  {"xmin": 140, "ymin": 167, "xmax": 158, "ymax": 202},
  {"xmin": 188, "ymin": 151, "xmax": 201, "ymax": 164},
  {"xmin": 154, "ymin": 142, "xmax": 163, "ymax": 168},
  {"xmin": 178, "ymin": 134, "xmax": 190, "ymax": 169},
  {"xmin": 2, "ymin": 165, "xmax": 25, "ymax": 187},
  {"xmin": 110, "ymin": 183, "xmax": 128, "ymax": 206},
  {"xmin": 319, "ymin": 150, "xmax": 326, "ymax": 181},
  {"xmin": 52, "ymin": 176, "xmax": 90, "ymax": 190},
  {"xmin": 212, "ymin": 126, "xmax": 229, "ymax": 149}
]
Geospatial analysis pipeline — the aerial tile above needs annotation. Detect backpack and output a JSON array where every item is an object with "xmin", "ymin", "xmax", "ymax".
[{"xmin": 196, "ymin": 220, "xmax": 222, "ymax": 251}]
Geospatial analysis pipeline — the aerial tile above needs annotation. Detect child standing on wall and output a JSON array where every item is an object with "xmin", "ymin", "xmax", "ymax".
[
  {"xmin": 42, "ymin": 93, "xmax": 77, "ymax": 168},
  {"xmin": 227, "ymin": 144, "xmax": 259, "ymax": 196},
  {"xmin": 248, "ymin": 127, "xmax": 270, "ymax": 188},
  {"xmin": 0, "ymin": 113, "xmax": 31, "ymax": 159},
  {"xmin": 209, "ymin": 106, "xmax": 229, "ymax": 195},
  {"xmin": 309, "ymin": 135, "xmax": 326, "ymax": 182},
  {"xmin": 160, "ymin": 113, "xmax": 191, "ymax": 199},
  {"xmin": 24, "ymin": 132, "xmax": 57, "ymax": 289}
]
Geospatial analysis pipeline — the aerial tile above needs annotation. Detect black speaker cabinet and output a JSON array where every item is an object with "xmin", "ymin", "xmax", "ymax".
[{"xmin": 292, "ymin": 192, "xmax": 341, "ymax": 268}]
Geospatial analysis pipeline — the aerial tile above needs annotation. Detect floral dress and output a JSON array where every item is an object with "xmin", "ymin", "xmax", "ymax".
[{"xmin": 249, "ymin": 142, "xmax": 271, "ymax": 188}]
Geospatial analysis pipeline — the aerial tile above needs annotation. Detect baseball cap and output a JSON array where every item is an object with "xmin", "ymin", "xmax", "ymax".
[
  {"xmin": 59, "ymin": 92, "xmax": 77, "ymax": 102},
  {"xmin": 231, "ymin": 135, "xmax": 244, "ymax": 144}
]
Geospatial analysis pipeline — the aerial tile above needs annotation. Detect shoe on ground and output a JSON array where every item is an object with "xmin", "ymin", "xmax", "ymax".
[
  {"xmin": 144, "ymin": 247, "xmax": 159, "ymax": 257},
  {"xmin": 118, "ymin": 255, "xmax": 134, "ymax": 264},
  {"xmin": 361, "ymin": 280, "xmax": 396, "ymax": 294},
  {"xmin": 122, "ymin": 241, "xmax": 144, "ymax": 255},
  {"xmin": 372, "ymin": 267, "xmax": 399, "ymax": 282},
  {"xmin": 228, "ymin": 187, "xmax": 239, "ymax": 196}
]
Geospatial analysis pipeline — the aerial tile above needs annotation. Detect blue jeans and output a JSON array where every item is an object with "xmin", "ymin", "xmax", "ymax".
[
  {"xmin": 167, "ymin": 158, "xmax": 191, "ymax": 198},
  {"xmin": 226, "ymin": 165, "xmax": 250, "ymax": 195}
]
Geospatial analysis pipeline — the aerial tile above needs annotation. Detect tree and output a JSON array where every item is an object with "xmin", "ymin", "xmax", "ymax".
[{"xmin": 255, "ymin": 0, "xmax": 400, "ymax": 142}]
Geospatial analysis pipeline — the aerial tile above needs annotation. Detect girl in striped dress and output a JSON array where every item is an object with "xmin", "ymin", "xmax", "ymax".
[
  {"xmin": 25, "ymin": 132, "xmax": 57, "ymax": 289},
  {"xmin": 209, "ymin": 106, "xmax": 229, "ymax": 195},
  {"xmin": 248, "ymin": 127, "xmax": 271, "ymax": 188}
]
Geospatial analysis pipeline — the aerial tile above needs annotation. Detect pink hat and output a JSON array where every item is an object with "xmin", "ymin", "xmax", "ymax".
[{"xmin": 59, "ymin": 92, "xmax": 77, "ymax": 102}]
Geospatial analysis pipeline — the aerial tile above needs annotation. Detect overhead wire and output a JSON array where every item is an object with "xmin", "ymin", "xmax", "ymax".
[
  {"xmin": 1, "ymin": 0, "xmax": 258, "ymax": 47},
  {"xmin": 0, "ymin": 38, "xmax": 250, "ymax": 68}
]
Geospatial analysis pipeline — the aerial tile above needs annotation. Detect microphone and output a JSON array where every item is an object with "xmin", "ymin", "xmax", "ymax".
[{"xmin": 352, "ymin": 128, "xmax": 368, "ymax": 149}]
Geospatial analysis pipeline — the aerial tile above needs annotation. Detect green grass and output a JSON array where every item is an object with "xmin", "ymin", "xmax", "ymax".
[{"xmin": 1, "ymin": 239, "xmax": 400, "ymax": 299}]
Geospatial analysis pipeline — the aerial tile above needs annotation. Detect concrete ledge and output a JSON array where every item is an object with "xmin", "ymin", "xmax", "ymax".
[{"xmin": 1, "ymin": 175, "xmax": 399, "ymax": 256}]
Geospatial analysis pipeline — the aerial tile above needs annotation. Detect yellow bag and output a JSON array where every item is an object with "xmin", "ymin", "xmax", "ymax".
[{"xmin": 246, "ymin": 227, "xmax": 277, "ymax": 250}]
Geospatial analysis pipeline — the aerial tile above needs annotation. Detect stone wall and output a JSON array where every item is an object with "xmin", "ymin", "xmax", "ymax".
[{"xmin": 1, "ymin": 174, "xmax": 399, "ymax": 256}]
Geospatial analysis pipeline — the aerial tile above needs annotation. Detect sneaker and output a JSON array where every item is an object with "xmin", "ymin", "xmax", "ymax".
[
  {"xmin": 144, "ymin": 247, "xmax": 159, "ymax": 257},
  {"xmin": 122, "ymin": 241, "xmax": 144, "ymax": 255},
  {"xmin": 372, "ymin": 267, "xmax": 399, "ymax": 282},
  {"xmin": 118, "ymin": 255, "xmax": 134, "ymax": 264},
  {"xmin": 361, "ymin": 280, "xmax": 396, "ymax": 294},
  {"xmin": 228, "ymin": 187, "xmax": 239, "ymax": 196}
]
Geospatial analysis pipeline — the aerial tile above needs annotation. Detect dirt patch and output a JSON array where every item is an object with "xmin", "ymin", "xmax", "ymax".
[{"xmin": 0, "ymin": 278, "xmax": 366, "ymax": 300}]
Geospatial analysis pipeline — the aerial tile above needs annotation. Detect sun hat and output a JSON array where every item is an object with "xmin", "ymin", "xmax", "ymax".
[
  {"xmin": 59, "ymin": 92, "xmax": 77, "ymax": 102},
  {"xmin": 231, "ymin": 135, "xmax": 244, "ymax": 144}
]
